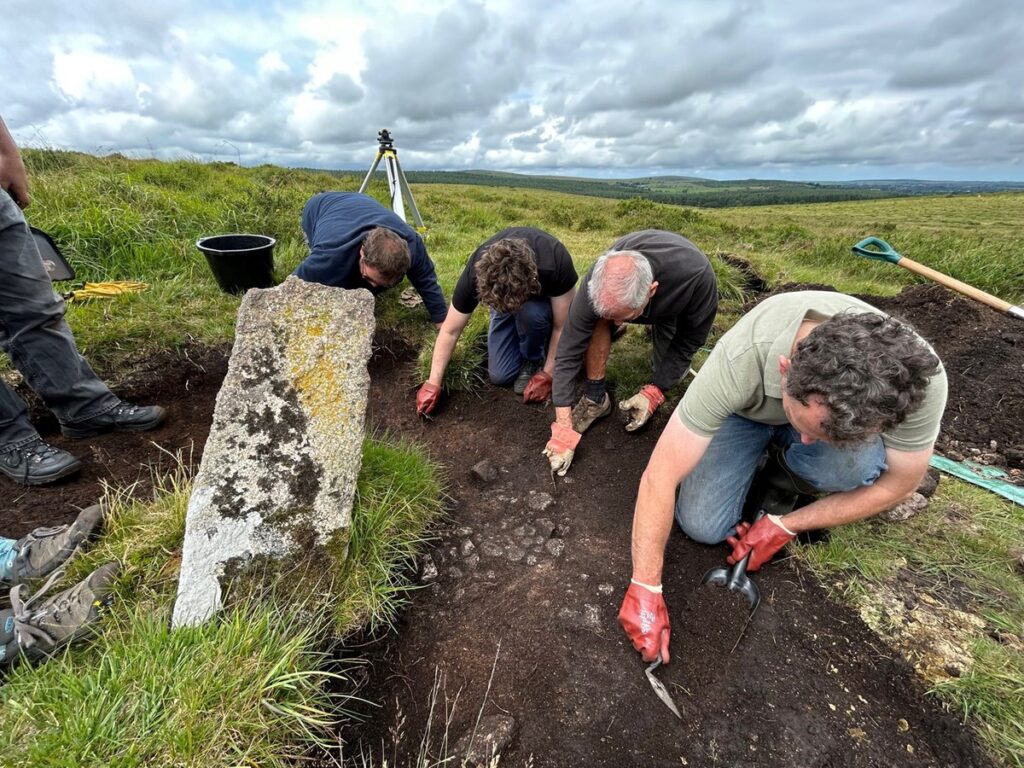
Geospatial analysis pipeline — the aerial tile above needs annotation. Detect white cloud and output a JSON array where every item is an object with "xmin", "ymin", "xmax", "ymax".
[{"xmin": 2, "ymin": 0, "xmax": 1023, "ymax": 179}]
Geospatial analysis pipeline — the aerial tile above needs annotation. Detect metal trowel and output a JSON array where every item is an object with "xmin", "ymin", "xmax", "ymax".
[
  {"xmin": 645, "ymin": 657, "xmax": 681, "ymax": 719},
  {"xmin": 700, "ymin": 510, "xmax": 764, "ymax": 611}
]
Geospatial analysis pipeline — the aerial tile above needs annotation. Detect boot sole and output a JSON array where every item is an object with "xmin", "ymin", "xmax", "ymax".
[
  {"xmin": 60, "ymin": 410, "xmax": 167, "ymax": 439},
  {"xmin": 0, "ymin": 458, "xmax": 82, "ymax": 486}
]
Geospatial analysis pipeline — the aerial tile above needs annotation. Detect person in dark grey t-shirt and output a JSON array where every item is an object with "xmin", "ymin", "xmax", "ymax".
[
  {"xmin": 542, "ymin": 230, "xmax": 717, "ymax": 477},
  {"xmin": 416, "ymin": 227, "xmax": 577, "ymax": 416}
]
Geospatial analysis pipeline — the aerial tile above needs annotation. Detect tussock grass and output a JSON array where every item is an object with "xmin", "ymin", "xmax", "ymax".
[{"xmin": 0, "ymin": 436, "xmax": 443, "ymax": 767}]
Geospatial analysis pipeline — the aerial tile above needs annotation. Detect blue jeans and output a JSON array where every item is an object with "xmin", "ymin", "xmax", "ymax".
[
  {"xmin": 0, "ymin": 190, "xmax": 118, "ymax": 450},
  {"xmin": 487, "ymin": 298, "xmax": 553, "ymax": 386},
  {"xmin": 675, "ymin": 415, "xmax": 888, "ymax": 544}
]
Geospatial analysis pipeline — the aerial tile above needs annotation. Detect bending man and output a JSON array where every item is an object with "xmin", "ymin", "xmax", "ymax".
[
  {"xmin": 618, "ymin": 290, "xmax": 946, "ymax": 663},
  {"xmin": 293, "ymin": 192, "xmax": 447, "ymax": 326},
  {"xmin": 543, "ymin": 230, "xmax": 717, "ymax": 476},
  {"xmin": 417, "ymin": 227, "xmax": 577, "ymax": 415}
]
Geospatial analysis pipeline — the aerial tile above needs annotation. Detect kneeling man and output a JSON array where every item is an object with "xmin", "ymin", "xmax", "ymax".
[
  {"xmin": 618, "ymin": 290, "xmax": 946, "ymax": 663},
  {"xmin": 543, "ymin": 230, "xmax": 718, "ymax": 476},
  {"xmin": 416, "ymin": 227, "xmax": 577, "ymax": 415}
]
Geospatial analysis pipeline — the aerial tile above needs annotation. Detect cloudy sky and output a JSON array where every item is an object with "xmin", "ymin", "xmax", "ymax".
[{"xmin": 4, "ymin": 0, "xmax": 1023, "ymax": 180}]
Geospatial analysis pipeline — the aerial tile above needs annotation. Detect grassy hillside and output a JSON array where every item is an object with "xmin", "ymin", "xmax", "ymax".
[{"xmin": 6, "ymin": 149, "xmax": 1024, "ymax": 766}]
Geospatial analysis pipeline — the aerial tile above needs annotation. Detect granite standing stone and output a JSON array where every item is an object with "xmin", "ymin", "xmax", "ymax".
[{"xmin": 173, "ymin": 277, "xmax": 374, "ymax": 627}]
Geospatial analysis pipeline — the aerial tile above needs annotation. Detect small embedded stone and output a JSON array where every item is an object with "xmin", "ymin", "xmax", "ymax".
[
  {"xmin": 471, "ymin": 460, "xmax": 498, "ymax": 484},
  {"xmin": 527, "ymin": 492, "xmax": 555, "ymax": 512},
  {"xmin": 419, "ymin": 554, "xmax": 438, "ymax": 583}
]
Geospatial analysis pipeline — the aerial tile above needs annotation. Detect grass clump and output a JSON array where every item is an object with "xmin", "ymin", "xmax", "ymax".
[{"xmin": 0, "ymin": 435, "xmax": 444, "ymax": 768}]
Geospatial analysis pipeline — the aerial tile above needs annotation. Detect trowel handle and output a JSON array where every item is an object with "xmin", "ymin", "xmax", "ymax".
[{"xmin": 727, "ymin": 509, "xmax": 766, "ymax": 585}]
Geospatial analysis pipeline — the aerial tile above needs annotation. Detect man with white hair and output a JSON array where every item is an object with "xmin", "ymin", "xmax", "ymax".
[{"xmin": 543, "ymin": 230, "xmax": 718, "ymax": 476}]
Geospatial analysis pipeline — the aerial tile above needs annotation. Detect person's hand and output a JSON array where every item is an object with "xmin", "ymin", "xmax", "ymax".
[
  {"xmin": 618, "ymin": 581, "xmax": 671, "ymax": 663},
  {"xmin": 522, "ymin": 371, "xmax": 552, "ymax": 403},
  {"xmin": 416, "ymin": 382, "xmax": 441, "ymax": 416},
  {"xmin": 726, "ymin": 514, "xmax": 796, "ymax": 572},
  {"xmin": 541, "ymin": 422, "xmax": 581, "ymax": 476},
  {"xmin": 618, "ymin": 384, "xmax": 665, "ymax": 432}
]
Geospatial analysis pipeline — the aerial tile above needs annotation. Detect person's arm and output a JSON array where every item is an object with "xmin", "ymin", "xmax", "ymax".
[
  {"xmin": 630, "ymin": 416, "xmax": 713, "ymax": 583},
  {"xmin": 0, "ymin": 117, "xmax": 30, "ymax": 208},
  {"xmin": 781, "ymin": 445, "xmax": 933, "ymax": 534},
  {"xmin": 728, "ymin": 445, "xmax": 934, "ymax": 571},
  {"xmin": 426, "ymin": 307, "xmax": 472, "ymax": 386},
  {"xmin": 551, "ymin": 283, "xmax": 598, "ymax": 427},
  {"xmin": 542, "ymin": 288, "xmax": 575, "ymax": 375},
  {"xmin": 405, "ymin": 238, "xmax": 448, "ymax": 324}
]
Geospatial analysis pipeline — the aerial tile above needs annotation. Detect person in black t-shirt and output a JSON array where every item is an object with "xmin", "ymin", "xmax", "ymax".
[{"xmin": 416, "ymin": 227, "xmax": 577, "ymax": 416}]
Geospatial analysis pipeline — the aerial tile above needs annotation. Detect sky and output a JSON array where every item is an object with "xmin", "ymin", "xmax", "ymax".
[{"xmin": 3, "ymin": 0, "xmax": 1024, "ymax": 181}]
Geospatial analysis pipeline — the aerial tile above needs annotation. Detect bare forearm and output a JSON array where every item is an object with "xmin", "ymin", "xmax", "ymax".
[
  {"xmin": 630, "ymin": 472, "xmax": 677, "ymax": 584},
  {"xmin": 554, "ymin": 405, "xmax": 572, "ymax": 429},
  {"xmin": 543, "ymin": 326, "xmax": 563, "ymax": 375},
  {"xmin": 782, "ymin": 479, "xmax": 913, "ymax": 533},
  {"xmin": 0, "ymin": 117, "xmax": 18, "ymax": 156},
  {"xmin": 427, "ymin": 328, "xmax": 461, "ymax": 385}
]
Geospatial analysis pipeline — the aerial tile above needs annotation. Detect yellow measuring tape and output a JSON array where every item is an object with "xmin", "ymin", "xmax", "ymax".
[{"xmin": 65, "ymin": 281, "xmax": 150, "ymax": 302}]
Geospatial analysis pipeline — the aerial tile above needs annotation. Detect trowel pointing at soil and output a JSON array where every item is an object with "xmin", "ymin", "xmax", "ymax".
[{"xmin": 645, "ymin": 658, "xmax": 682, "ymax": 719}]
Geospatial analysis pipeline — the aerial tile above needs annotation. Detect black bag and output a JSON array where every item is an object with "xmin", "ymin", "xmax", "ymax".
[{"xmin": 30, "ymin": 226, "xmax": 76, "ymax": 282}]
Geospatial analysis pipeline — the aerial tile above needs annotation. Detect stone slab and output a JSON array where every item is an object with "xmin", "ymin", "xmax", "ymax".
[{"xmin": 173, "ymin": 276, "xmax": 374, "ymax": 627}]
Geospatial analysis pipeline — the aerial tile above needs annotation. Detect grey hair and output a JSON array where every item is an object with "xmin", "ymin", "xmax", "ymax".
[
  {"xmin": 785, "ymin": 311, "xmax": 941, "ymax": 444},
  {"xmin": 588, "ymin": 250, "xmax": 654, "ymax": 317}
]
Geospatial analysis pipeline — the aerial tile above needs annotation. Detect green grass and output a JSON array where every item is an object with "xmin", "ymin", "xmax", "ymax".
[
  {"xmin": 0, "ymin": 437, "xmax": 443, "ymax": 767},
  {"xmin": 799, "ymin": 480, "xmax": 1024, "ymax": 766},
  {"xmin": 9, "ymin": 149, "xmax": 1024, "ymax": 766}
]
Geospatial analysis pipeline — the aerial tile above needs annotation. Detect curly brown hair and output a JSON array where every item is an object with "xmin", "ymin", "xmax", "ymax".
[
  {"xmin": 786, "ymin": 311, "xmax": 941, "ymax": 443},
  {"xmin": 474, "ymin": 238, "xmax": 541, "ymax": 314},
  {"xmin": 362, "ymin": 227, "xmax": 410, "ymax": 284}
]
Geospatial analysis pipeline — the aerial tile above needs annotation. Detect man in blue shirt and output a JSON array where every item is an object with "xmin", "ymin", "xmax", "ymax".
[{"xmin": 293, "ymin": 192, "xmax": 447, "ymax": 325}]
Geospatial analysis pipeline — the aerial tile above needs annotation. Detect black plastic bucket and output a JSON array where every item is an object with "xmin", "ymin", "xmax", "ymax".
[{"xmin": 197, "ymin": 234, "xmax": 276, "ymax": 294}]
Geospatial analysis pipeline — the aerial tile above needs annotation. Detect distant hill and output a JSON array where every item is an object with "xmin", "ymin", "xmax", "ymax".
[{"xmin": 324, "ymin": 168, "xmax": 1024, "ymax": 208}]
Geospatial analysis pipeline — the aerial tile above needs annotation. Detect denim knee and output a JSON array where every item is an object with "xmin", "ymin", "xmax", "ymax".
[
  {"xmin": 675, "ymin": 502, "xmax": 736, "ymax": 545},
  {"xmin": 488, "ymin": 367, "xmax": 516, "ymax": 387}
]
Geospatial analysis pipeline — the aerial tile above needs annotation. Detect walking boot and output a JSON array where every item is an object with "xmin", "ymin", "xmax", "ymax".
[
  {"xmin": 0, "ymin": 438, "xmax": 81, "ymax": 486},
  {"xmin": 571, "ymin": 392, "xmax": 613, "ymax": 434},
  {"xmin": 1, "ymin": 562, "xmax": 119, "ymax": 666},
  {"xmin": 3, "ymin": 503, "xmax": 105, "ymax": 585},
  {"xmin": 513, "ymin": 359, "xmax": 543, "ymax": 396},
  {"xmin": 61, "ymin": 401, "xmax": 167, "ymax": 439}
]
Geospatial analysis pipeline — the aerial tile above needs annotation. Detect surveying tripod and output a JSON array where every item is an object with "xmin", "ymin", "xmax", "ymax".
[{"xmin": 358, "ymin": 129, "xmax": 425, "ymax": 232}]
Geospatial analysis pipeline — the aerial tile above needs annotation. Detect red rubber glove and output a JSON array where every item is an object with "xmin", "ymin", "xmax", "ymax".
[
  {"xmin": 618, "ymin": 581, "xmax": 671, "ymax": 663},
  {"xmin": 522, "ymin": 371, "xmax": 553, "ymax": 403},
  {"xmin": 416, "ymin": 382, "xmax": 441, "ymax": 416},
  {"xmin": 618, "ymin": 384, "xmax": 665, "ymax": 432},
  {"xmin": 542, "ymin": 422, "xmax": 581, "ymax": 476},
  {"xmin": 725, "ymin": 514, "xmax": 796, "ymax": 572}
]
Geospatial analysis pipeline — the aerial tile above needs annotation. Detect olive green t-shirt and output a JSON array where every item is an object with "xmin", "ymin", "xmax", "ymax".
[{"xmin": 675, "ymin": 291, "xmax": 947, "ymax": 452}]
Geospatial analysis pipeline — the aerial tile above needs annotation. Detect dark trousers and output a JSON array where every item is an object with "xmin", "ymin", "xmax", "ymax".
[
  {"xmin": 487, "ymin": 298, "xmax": 553, "ymax": 386},
  {"xmin": 0, "ymin": 190, "xmax": 117, "ymax": 450}
]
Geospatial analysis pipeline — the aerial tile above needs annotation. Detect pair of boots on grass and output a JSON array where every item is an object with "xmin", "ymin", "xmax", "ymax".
[{"xmin": 0, "ymin": 502, "xmax": 117, "ymax": 668}]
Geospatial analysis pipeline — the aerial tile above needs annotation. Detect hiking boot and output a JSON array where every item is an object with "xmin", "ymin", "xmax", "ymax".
[
  {"xmin": 2, "ymin": 562, "xmax": 119, "ymax": 666},
  {"xmin": 3, "ymin": 503, "xmax": 106, "ymax": 586},
  {"xmin": 0, "ymin": 438, "xmax": 82, "ymax": 486},
  {"xmin": 571, "ymin": 392, "xmax": 613, "ymax": 434},
  {"xmin": 513, "ymin": 359, "xmax": 543, "ymax": 396},
  {"xmin": 61, "ymin": 402, "xmax": 167, "ymax": 439}
]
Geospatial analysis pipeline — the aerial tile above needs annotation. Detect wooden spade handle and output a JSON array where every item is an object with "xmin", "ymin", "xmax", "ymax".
[{"xmin": 898, "ymin": 257, "xmax": 1022, "ymax": 317}]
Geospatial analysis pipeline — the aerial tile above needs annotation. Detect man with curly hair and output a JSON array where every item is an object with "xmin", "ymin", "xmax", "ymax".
[
  {"xmin": 542, "ymin": 230, "xmax": 718, "ymax": 476},
  {"xmin": 416, "ymin": 227, "xmax": 577, "ymax": 416},
  {"xmin": 618, "ymin": 290, "xmax": 947, "ymax": 665},
  {"xmin": 293, "ymin": 192, "xmax": 447, "ymax": 326}
]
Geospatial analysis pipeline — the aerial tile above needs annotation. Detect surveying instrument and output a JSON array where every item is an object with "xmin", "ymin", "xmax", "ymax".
[{"xmin": 358, "ymin": 128, "xmax": 425, "ymax": 232}]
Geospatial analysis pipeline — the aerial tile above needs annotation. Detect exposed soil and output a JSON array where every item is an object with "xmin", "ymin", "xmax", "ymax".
[
  {"xmin": 0, "ymin": 347, "xmax": 227, "ymax": 538},
  {"xmin": 2, "ymin": 282, "xmax": 1016, "ymax": 767},
  {"xmin": 863, "ymin": 284, "xmax": 1024, "ymax": 472},
  {"xmin": 338, "ymin": 330, "xmax": 998, "ymax": 768}
]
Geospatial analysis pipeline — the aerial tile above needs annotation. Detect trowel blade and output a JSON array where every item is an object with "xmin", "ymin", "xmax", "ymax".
[{"xmin": 645, "ymin": 659, "xmax": 682, "ymax": 719}]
